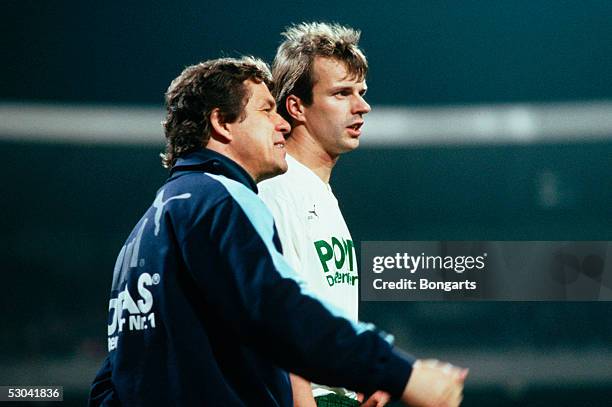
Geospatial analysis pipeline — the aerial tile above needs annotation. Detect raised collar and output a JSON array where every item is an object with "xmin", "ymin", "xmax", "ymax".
[{"xmin": 169, "ymin": 148, "xmax": 257, "ymax": 193}]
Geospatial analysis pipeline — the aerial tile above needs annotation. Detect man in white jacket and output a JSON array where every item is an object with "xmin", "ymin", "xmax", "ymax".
[{"xmin": 259, "ymin": 22, "xmax": 466, "ymax": 407}]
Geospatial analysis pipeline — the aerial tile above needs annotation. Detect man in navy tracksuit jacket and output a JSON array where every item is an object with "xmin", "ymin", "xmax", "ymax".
[{"xmin": 89, "ymin": 57, "xmax": 466, "ymax": 406}]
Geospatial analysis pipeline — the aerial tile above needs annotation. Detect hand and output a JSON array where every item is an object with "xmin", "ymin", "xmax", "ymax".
[
  {"xmin": 401, "ymin": 359, "xmax": 468, "ymax": 407},
  {"xmin": 360, "ymin": 390, "xmax": 391, "ymax": 407}
]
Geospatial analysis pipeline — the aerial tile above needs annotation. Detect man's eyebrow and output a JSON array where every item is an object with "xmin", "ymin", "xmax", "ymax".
[
  {"xmin": 259, "ymin": 98, "xmax": 276, "ymax": 108},
  {"xmin": 330, "ymin": 85, "xmax": 354, "ymax": 91},
  {"xmin": 330, "ymin": 84, "xmax": 368, "ymax": 92}
]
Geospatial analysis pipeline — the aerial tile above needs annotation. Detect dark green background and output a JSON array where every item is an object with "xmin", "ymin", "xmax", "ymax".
[{"xmin": 5, "ymin": 1, "xmax": 612, "ymax": 106}]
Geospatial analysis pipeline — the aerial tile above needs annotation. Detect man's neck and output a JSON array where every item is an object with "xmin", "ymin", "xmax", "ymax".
[
  {"xmin": 286, "ymin": 127, "xmax": 338, "ymax": 184},
  {"xmin": 206, "ymin": 141, "xmax": 259, "ymax": 183}
]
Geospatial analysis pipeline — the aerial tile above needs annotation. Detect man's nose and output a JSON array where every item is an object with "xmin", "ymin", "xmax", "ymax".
[
  {"xmin": 275, "ymin": 113, "xmax": 291, "ymax": 134},
  {"xmin": 353, "ymin": 95, "xmax": 371, "ymax": 115}
]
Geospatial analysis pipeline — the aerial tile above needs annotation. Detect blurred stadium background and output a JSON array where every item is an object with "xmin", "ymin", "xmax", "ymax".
[{"xmin": 2, "ymin": 1, "xmax": 612, "ymax": 405}]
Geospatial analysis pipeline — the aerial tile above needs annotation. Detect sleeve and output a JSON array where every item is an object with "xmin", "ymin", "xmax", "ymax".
[
  {"xmin": 88, "ymin": 355, "xmax": 120, "ymax": 406},
  {"xmin": 179, "ymin": 185, "xmax": 414, "ymax": 398}
]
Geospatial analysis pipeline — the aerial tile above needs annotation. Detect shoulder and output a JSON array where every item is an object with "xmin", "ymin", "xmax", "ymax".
[
  {"xmin": 160, "ymin": 172, "xmax": 268, "ymax": 222},
  {"xmin": 163, "ymin": 172, "xmax": 276, "ymax": 238},
  {"xmin": 258, "ymin": 173, "xmax": 294, "ymax": 201},
  {"xmin": 163, "ymin": 172, "xmax": 234, "ymax": 208},
  {"xmin": 258, "ymin": 157, "xmax": 311, "ymax": 202},
  {"xmin": 205, "ymin": 173, "xmax": 274, "ymax": 224}
]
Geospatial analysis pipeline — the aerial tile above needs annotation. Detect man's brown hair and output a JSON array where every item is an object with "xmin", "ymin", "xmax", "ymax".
[
  {"xmin": 161, "ymin": 56, "xmax": 272, "ymax": 168},
  {"xmin": 272, "ymin": 22, "xmax": 368, "ymax": 122}
]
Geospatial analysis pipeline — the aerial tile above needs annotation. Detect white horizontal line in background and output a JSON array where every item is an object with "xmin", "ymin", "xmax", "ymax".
[
  {"xmin": 1, "ymin": 101, "xmax": 612, "ymax": 146},
  {"xmin": 0, "ymin": 103, "xmax": 165, "ymax": 145}
]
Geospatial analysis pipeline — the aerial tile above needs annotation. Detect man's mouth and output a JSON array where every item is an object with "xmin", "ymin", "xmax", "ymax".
[
  {"xmin": 274, "ymin": 141, "xmax": 285, "ymax": 149},
  {"xmin": 346, "ymin": 121, "xmax": 364, "ymax": 135}
]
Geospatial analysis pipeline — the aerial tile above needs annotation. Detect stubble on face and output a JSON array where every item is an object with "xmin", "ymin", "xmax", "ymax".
[
  {"xmin": 229, "ymin": 80, "xmax": 289, "ymax": 182},
  {"xmin": 301, "ymin": 57, "xmax": 369, "ymax": 159}
]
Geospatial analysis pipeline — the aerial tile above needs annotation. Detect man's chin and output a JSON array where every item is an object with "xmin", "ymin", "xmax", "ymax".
[
  {"xmin": 257, "ymin": 163, "xmax": 288, "ymax": 183},
  {"xmin": 278, "ymin": 162, "xmax": 289, "ymax": 174},
  {"xmin": 340, "ymin": 138, "xmax": 360, "ymax": 153}
]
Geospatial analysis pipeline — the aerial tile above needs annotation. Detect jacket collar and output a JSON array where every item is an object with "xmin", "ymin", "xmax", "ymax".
[{"xmin": 169, "ymin": 148, "xmax": 258, "ymax": 193}]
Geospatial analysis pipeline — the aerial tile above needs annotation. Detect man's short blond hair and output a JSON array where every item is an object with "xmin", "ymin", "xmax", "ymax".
[{"xmin": 272, "ymin": 22, "xmax": 368, "ymax": 121}]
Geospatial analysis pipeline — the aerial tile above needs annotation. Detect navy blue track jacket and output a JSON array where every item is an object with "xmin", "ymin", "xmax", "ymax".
[{"xmin": 89, "ymin": 148, "xmax": 413, "ymax": 406}]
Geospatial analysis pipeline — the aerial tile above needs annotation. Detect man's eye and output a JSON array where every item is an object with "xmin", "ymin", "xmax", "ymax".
[{"xmin": 335, "ymin": 91, "xmax": 351, "ymax": 97}]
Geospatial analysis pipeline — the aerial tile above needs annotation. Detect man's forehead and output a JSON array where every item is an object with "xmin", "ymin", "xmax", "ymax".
[
  {"xmin": 244, "ymin": 80, "xmax": 275, "ymax": 105},
  {"xmin": 312, "ymin": 57, "xmax": 366, "ymax": 87}
]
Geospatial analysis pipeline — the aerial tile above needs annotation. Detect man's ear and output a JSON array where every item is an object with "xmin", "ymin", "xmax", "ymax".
[
  {"xmin": 286, "ymin": 95, "xmax": 306, "ymax": 123},
  {"xmin": 209, "ymin": 108, "xmax": 232, "ymax": 143}
]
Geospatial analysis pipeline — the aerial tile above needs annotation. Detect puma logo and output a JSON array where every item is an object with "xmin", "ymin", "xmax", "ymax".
[
  {"xmin": 153, "ymin": 189, "xmax": 191, "ymax": 236},
  {"xmin": 307, "ymin": 204, "xmax": 318, "ymax": 219}
]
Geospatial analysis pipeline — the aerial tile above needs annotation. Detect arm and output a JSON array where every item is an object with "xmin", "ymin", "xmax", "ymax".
[
  {"xmin": 290, "ymin": 374, "xmax": 317, "ymax": 407},
  {"xmin": 88, "ymin": 355, "xmax": 119, "ymax": 406},
  {"xmin": 180, "ymin": 183, "xmax": 413, "ymax": 397}
]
